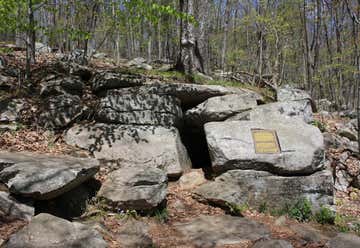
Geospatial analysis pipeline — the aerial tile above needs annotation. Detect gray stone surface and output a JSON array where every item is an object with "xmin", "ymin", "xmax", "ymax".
[
  {"xmin": 109, "ymin": 82, "xmax": 263, "ymax": 108},
  {"xmin": 252, "ymin": 239, "xmax": 293, "ymax": 248},
  {"xmin": 194, "ymin": 170, "xmax": 334, "ymax": 211},
  {"xmin": 227, "ymin": 100, "xmax": 313, "ymax": 124},
  {"xmin": 289, "ymin": 224, "xmax": 330, "ymax": 243},
  {"xmin": 115, "ymin": 219, "xmax": 153, "ymax": 248},
  {"xmin": 92, "ymin": 71, "xmax": 144, "ymax": 94},
  {"xmin": 0, "ymin": 191, "xmax": 34, "ymax": 221},
  {"xmin": 0, "ymin": 98, "xmax": 26, "ymax": 123},
  {"xmin": 337, "ymin": 128, "xmax": 358, "ymax": 141},
  {"xmin": 185, "ymin": 94, "xmax": 257, "ymax": 127},
  {"xmin": 40, "ymin": 77, "xmax": 84, "ymax": 97},
  {"xmin": 39, "ymin": 94, "xmax": 84, "ymax": 129},
  {"xmin": 277, "ymin": 86, "xmax": 312, "ymax": 102},
  {"xmin": 65, "ymin": 124, "xmax": 191, "ymax": 178},
  {"xmin": 204, "ymin": 120, "xmax": 325, "ymax": 176},
  {"xmin": 0, "ymin": 151, "xmax": 99, "ymax": 200},
  {"xmin": 326, "ymin": 233, "xmax": 360, "ymax": 248},
  {"xmin": 174, "ymin": 215, "xmax": 270, "ymax": 248},
  {"xmin": 98, "ymin": 167, "xmax": 167, "ymax": 211},
  {"xmin": 97, "ymin": 91, "xmax": 183, "ymax": 127},
  {"xmin": 3, "ymin": 213, "xmax": 107, "ymax": 248}
]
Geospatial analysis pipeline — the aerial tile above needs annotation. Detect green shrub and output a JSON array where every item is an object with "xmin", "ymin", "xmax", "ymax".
[
  {"xmin": 259, "ymin": 202, "xmax": 268, "ymax": 213},
  {"xmin": 314, "ymin": 206, "xmax": 335, "ymax": 224},
  {"xmin": 154, "ymin": 208, "xmax": 169, "ymax": 223},
  {"xmin": 311, "ymin": 120, "xmax": 326, "ymax": 132},
  {"xmin": 225, "ymin": 202, "xmax": 247, "ymax": 216},
  {"xmin": 288, "ymin": 198, "xmax": 312, "ymax": 222}
]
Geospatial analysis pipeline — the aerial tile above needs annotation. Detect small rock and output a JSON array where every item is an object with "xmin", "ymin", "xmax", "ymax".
[
  {"xmin": 338, "ymin": 128, "xmax": 358, "ymax": 141},
  {"xmin": 35, "ymin": 42, "xmax": 52, "ymax": 53},
  {"xmin": 326, "ymin": 233, "xmax": 360, "ymax": 248},
  {"xmin": 335, "ymin": 169, "xmax": 351, "ymax": 192},
  {"xmin": 274, "ymin": 216, "xmax": 287, "ymax": 226},
  {"xmin": 3, "ymin": 213, "xmax": 107, "ymax": 248},
  {"xmin": 97, "ymin": 167, "xmax": 167, "ymax": 211},
  {"xmin": 174, "ymin": 215, "xmax": 270, "ymax": 248},
  {"xmin": 179, "ymin": 170, "xmax": 207, "ymax": 190},
  {"xmin": 0, "ymin": 191, "xmax": 34, "ymax": 221},
  {"xmin": 290, "ymin": 224, "xmax": 329, "ymax": 243},
  {"xmin": 253, "ymin": 239, "xmax": 293, "ymax": 248},
  {"xmin": 116, "ymin": 219, "xmax": 153, "ymax": 248},
  {"xmin": 92, "ymin": 53, "xmax": 107, "ymax": 59}
]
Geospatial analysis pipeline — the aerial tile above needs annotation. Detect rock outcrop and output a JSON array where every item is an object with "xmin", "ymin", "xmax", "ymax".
[
  {"xmin": 65, "ymin": 124, "xmax": 191, "ymax": 178},
  {"xmin": 0, "ymin": 151, "xmax": 99, "ymax": 200},
  {"xmin": 40, "ymin": 77, "xmax": 84, "ymax": 97},
  {"xmin": 96, "ymin": 90, "xmax": 183, "ymax": 127}
]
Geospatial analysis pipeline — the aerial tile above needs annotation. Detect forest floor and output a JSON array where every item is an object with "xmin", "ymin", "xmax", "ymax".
[{"xmin": 0, "ymin": 52, "xmax": 359, "ymax": 247}]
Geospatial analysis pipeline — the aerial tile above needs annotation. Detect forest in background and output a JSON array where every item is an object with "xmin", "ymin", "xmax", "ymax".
[{"xmin": 0, "ymin": 0, "xmax": 359, "ymax": 110}]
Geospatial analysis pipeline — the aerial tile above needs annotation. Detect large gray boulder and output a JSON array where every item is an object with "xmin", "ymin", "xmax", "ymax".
[
  {"xmin": 98, "ymin": 167, "xmax": 167, "ymax": 211},
  {"xmin": 3, "ymin": 213, "xmax": 107, "ymax": 248},
  {"xmin": 205, "ymin": 120, "xmax": 325, "ymax": 176},
  {"xmin": 0, "ymin": 151, "xmax": 99, "ymax": 200},
  {"xmin": 174, "ymin": 215, "xmax": 270, "ymax": 248},
  {"xmin": 40, "ymin": 77, "xmax": 84, "ymax": 97},
  {"xmin": 227, "ymin": 100, "xmax": 313, "ymax": 124},
  {"xmin": 65, "ymin": 124, "xmax": 191, "ymax": 178},
  {"xmin": 194, "ymin": 170, "xmax": 334, "ymax": 211},
  {"xmin": 185, "ymin": 94, "xmax": 257, "ymax": 127},
  {"xmin": 109, "ymin": 82, "xmax": 263, "ymax": 108},
  {"xmin": 96, "ymin": 91, "xmax": 183, "ymax": 127},
  {"xmin": 92, "ymin": 71, "xmax": 144, "ymax": 94},
  {"xmin": 0, "ymin": 191, "xmax": 34, "ymax": 221},
  {"xmin": 39, "ymin": 94, "xmax": 84, "ymax": 129}
]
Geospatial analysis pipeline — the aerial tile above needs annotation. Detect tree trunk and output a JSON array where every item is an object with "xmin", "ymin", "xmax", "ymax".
[{"xmin": 175, "ymin": 0, "xmax": 205, "ymax": 75}]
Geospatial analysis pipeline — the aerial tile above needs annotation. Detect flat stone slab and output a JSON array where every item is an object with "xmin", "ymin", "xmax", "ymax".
[
  {"xmin": 3, "ymin": 213, "xmax": 107, "ymax": 248},
  {"xmin": 174, "ymin": 215, "xmax": 270, "ymax": 247},
  {"xmin": 0, "ymin": 151, "xmax": 99, "ymax": 200},
  {"xmin": 98, "ymin": 167, "xmax": 167, "ymax": 211},
  {"xmin": 185, "ymin": 94, "xmax": 258, "ymax": 127},
  {"xmin": 253, "ymin": 239, "xmax": 294, "ymax": 248},
  {"xmin": 227, "ymin": 100, "xmax": 313, "ymax": 124},
  {"xmin": 0, "ymin": 191, "xmax": 34, "ymax": 221},
  {"xmin": 92, "ymin": 71, "xmax": 145, "ymax": 94},
  {"xmin": 205, "ymin": 119, "xmax": 325, "ymax": 176},
  {"xmin": 65, "ymin": 124, "xmax": 191, "ymax": 178},
  {"xmin": 194, "ymin": 170, "xmax": 334, "ymax": 211},
  {"xmin": 108, "ymin": 82, "xmax": 262, "ymax": 108},
  {"xmin": 97, "ymin": 91, "xmax": 183, "ymax": 127}
]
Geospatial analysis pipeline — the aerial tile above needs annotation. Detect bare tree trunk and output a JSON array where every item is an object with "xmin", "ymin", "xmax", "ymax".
[
  {"xmin": 221, "ymin": 0, "xmax": 232, "ymax": 71},
  {"xmin": 176, "ymin": 0, "xmax": 206, "ymax": 75}
]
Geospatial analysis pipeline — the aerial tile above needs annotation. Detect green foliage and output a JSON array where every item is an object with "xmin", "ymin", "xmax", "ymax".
[
  {"xmin": 154, "ymin": 208, "xmax": 169, "ymax": 223},
  {"xmin": 259, "ymin": 202, "xmax": 268, "ymax": 213},
  {"xmin": 314, "ymin": 206, "xmax": 335, "ymax": 224},
  {"xmin": 335, "ymin": 214, "xmax": 351, "ymax": 232},
  {"xmin": 311, "ymin": 120, "xmax": 326, "ymax": 133},
  {"xmin": 225, "ymin": 202, "xmax": 247, "ymax": 216},
  {"xmin": 288, "ymin": 198, "xmax": 313, "ymax": 222}
]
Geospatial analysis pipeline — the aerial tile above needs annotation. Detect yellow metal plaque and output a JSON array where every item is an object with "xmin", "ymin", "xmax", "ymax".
[{"xmin": 251, "ymin": 129, "xmax": 281, "ymax": 154}]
